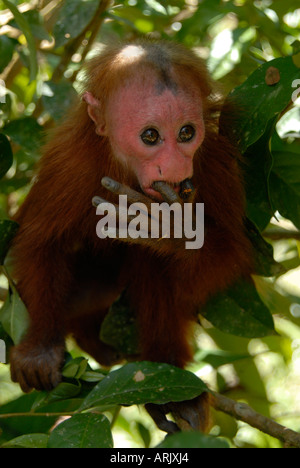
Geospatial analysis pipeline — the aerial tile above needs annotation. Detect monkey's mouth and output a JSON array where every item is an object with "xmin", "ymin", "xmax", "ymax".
[{"xmin": 145, "ymin": 179, "xmax": 194, "ymax": 202}]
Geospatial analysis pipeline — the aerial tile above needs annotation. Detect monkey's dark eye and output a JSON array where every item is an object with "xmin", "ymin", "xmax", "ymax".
[
  {"xmin": 178, "ymin": 125, "xmax": 195, "ymax": 143},
  {"xmin": 141, "ymin": 128, "xmax": 160, "ymax": 146}
]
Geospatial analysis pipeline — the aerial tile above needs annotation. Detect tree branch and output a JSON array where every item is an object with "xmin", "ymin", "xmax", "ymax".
[
  {"xmin": 263, "ymin": 227, "xmax": 300, "ymax": 241},
  {"xmin": 210, "ymin": 391, "xmax": 300, "ymax": 448}
]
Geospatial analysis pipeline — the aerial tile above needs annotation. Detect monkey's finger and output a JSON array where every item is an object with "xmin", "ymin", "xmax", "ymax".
[
  {"xmin": 13, "ymin": 365, "xmax": 53, "ymax": 392},
  {"xmin": 93, "ymin": 196, "xmax": 142, "ymax": 225},
  {"xmin": 46, "ymin": 370, "xmax": 62, "ymax": 391},
  {"xmin": 93, "ymin": 196, "xmax": 123, "ymax": 214},
  {"xmin": 145, "ymin": 403, "xmax": 179, "ymax": 434},
  {"xmin": 34, "ymin": 365, "xmax": 61, "ymax": 392},
  {"xmin": 151, "ymin": 181, "xmax": 181, "ymax": 204},
  {"xmin": 166, "ymin": 394, "xmax": 210, "ymax": 432},
  {"xmin": 101, "ymin": 177, "xmax": 153, "ymax": 209},
  {"xmin": 11, "ymin": 367, "xmax": 32, "ymax": 393},
  {"xmin": 92, "ymin": 196, "xmax": 106, "ymax": 208}
]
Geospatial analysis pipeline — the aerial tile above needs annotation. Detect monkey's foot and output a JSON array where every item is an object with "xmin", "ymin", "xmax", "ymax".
[
  {"xmin": 10, "ymin": 341, "xmax": 65, "ymax": 393},
  {"xmin": 145, "ymin": 393, "xmax": 210, "ymax": 434}
]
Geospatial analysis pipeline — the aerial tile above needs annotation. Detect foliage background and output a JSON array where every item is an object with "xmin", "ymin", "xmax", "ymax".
[{"xmin": 0, "ymin": 0, "xmax": 300, "ymax": 448}]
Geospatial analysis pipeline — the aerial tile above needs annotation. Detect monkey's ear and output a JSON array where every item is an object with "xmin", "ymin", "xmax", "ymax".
[{"xmin": 82, "ymin": 91, "xmax": 107, "ymax": 135}]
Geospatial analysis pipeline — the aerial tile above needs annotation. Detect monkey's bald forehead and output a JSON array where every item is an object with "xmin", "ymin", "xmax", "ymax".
[
  {"xmin": 117, "ymin": 44, "xmax": 145, "ymax": 62},
  {"xmin": 116, "ymin": 43, "xmax": 177, "ymax": 95},
  {"xmin": 117, "ymin": 43, "xmax": 170, "ymax": 67}
]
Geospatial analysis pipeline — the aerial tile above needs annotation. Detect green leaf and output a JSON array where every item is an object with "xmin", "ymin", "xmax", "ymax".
[
  {"xmin": 228, "ymin": 55, "xmax": 300, "ymax": 153},
  {"xmin": 3, "ymin": 118, "xmax": 43, "ymax": 152},
  {"xmin": 108, "ymin": 2, "xmax": 171, "ymax": 34},
  {"xmin": 244, "ymin": 217, "xmax": 285, "ymax": 276},
  {"xmin": 80, "ymin": 370, "xmax": 107, "ymax": 383},
  {"xmin": 0, "ymin": 392, "xmax": 58, "ymax": 437},
  {"xmin": 269, "ymin": 133, "xmax": 300, "ymax": 229},
  {"xmin": 33, "ymin": 382, "xmax": 82, "ymax": 409},
  {"xmin": 157, "ymin": 431, "xmax": 229, "ymax": 448},
  {"xmin": 62, "ymin": 357, "xmax": 88, "ymax": 379},
  {"xmin": 0, "ymin": 36, "xmax": 17, "ymax": 73},
  {"xmin": 0, "ymin": 133, "xmax": 13, "ymax": 180},
  {"xmin": 0, "ymin": 219, "xmax": 18, "ymax": 265},
  {"xmin": 195, "ymin": 349, "xmax": 249, "ymax": 368},
  {"xmin": 41, "ymin": 81, "xmax": 77, "ymax": 121},
  {"xmin": 0, "ymin": 281, "xmax": 29, "ymax": 345},
  {"xmin": 48, "ymin": 414, "xmax": 113, "ymax": 448},
  {"xmin": 53, "ymin": 0, "xmax": 100, "ymax": 48},
  {"xmin": 2, "ymin": 433, "xmax": 49, "ymax": 448},
  {"xmin": 60, "ymin": 353, "xmax": 108, "ymax": 384},
  {"xmin": 80, "ymin": 362, "xmax": 208, "ymax": 411},
  {"xmin": 136, "ymin": 421, "xmax": 151, "ymax": 448},
  {"xmin": 242, "ymin": 117, "xmax": 278, "ymax": 230},
  {"xmin": 22, "ymin": 10, "xmax": 51, "ymax": 41},
  {"xmin": 2, "ymin": 0, "xmax": 38, "ymax": 82},
  {"xmin": 201, "ymin": 279, "xmax": 275, "ymax": 338}
]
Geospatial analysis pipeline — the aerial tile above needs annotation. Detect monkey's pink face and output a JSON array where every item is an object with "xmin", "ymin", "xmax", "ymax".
[{"xmin": 96, "ymin": 80, "xmax": 205, "ymax": 200}]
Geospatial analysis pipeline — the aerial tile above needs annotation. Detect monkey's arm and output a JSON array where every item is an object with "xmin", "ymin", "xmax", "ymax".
[{"xmin": 9, "ymin": 240, "xmax": 74, "ymax": 392}]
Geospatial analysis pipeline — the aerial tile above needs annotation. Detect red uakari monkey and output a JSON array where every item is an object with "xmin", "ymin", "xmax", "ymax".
[{"xmin": 9, "ymin": 39, "xmax": 253, "ymax": 431}]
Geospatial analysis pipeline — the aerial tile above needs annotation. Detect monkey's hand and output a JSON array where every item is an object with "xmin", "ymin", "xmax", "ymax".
[
  {"xmin": 10, "ymin": 340, "xmax": 65, "ymax": 393},
  {"xmin": 93, "ymin": 177, "xmax": 203, "ymax": 253}
]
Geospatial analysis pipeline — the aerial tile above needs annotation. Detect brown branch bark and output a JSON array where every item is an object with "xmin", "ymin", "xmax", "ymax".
[
  {"xmin": 262, "ymin": 228, "xmax": 300, "ymax": 241},
  {"xmin": 210, "ymin": 391, "xmax": 300, "ymax": 448}
]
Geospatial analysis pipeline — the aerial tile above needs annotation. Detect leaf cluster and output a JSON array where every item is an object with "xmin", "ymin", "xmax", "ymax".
[
  {"xmin": 0, "ymin": 358, "xmax": 226, "ymax": 448},
  {"xmin": 0, "ymin": 0, "xmax": 299, "ymax": 449}
]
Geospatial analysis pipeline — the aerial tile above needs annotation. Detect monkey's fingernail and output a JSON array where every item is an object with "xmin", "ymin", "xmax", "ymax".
[
  {"xmin": 92, "ymin": 196, "xmax": 103, "ymax": 207},
  {"xmin": 101, "ymin": 177, "xmax": 119, "ymax": 191}
]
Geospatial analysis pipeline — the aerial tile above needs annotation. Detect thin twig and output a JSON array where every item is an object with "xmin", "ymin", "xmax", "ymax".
[
  {"xmin": 0, "ymin": 412, "xmax": 74, "ymax": 418},
  {"xmin": 210, "ymin": 391, "xmax": 300, "ymax": 448}
]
